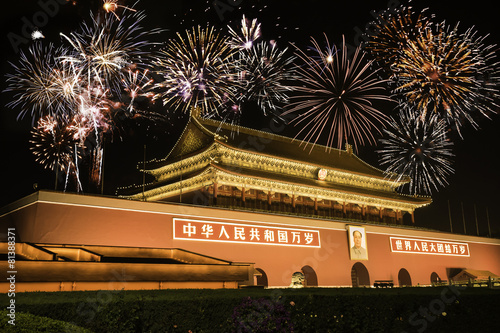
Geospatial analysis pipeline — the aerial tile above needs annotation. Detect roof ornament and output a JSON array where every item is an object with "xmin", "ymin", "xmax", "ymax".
[
  {"xmin": 214, "ymin": 133, "xmax": 228, "ymax": 142},
  {"xmin": 189, "ymin": 106, "xmax": 228, "ymax": 142},
  {"xmin": 345, "ymin": 143, "xmax": 353, "ymax": 155},
  {"xmin": 191, "ymin": 106, "xmax": 202, "ymax": 118}
]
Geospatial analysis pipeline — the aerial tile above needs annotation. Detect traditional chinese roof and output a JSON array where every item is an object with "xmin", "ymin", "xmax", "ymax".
[
  {"xmin": 148, "ymin": 113, "xmax": 397, "ymax": 180},
  {"xmin": 118, "ymin": 111, "xmax": 431, "ymax": 211}
]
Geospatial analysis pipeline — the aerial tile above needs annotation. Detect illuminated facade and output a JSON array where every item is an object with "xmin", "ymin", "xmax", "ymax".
[
  {"xmin": 1, "ymin": 114, "xmax": 499, "ymax": 292},
  {"xmin": 1, "ymin": 191, "xmax": 499, "ymax": 292}
]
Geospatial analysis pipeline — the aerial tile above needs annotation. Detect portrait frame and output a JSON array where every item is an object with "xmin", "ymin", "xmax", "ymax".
[{"xmin": 348, "ymin": 225, "xmax": 368, "ymax": 260}]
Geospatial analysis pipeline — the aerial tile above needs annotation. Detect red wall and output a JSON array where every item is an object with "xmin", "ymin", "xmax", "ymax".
[{"xmin": 4, "ymin": 194, "xmax": 500, "ymax": 287}]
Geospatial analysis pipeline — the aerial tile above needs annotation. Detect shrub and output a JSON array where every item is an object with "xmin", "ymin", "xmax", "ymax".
[
  {"xmin": 13, "ymin": 287, "xmax": 500, "ymax": 332},
  {"xmin": 0, "ymin": 310, "xmax": 92, "ymax": 333},
  {"xmin": 232, "ymin": 297, "xmax": 293, "ymax": 332}
]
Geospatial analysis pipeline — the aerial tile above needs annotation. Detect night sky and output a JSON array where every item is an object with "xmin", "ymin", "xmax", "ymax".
[{"xmin": 1, "ymin": 0, "xmax": 498, "ymax": 236}]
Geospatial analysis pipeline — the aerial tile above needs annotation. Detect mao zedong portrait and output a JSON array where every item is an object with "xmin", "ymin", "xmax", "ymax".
[{"xmin": 350, "ymin": 230, "xmax": 367, "ymax": 260}]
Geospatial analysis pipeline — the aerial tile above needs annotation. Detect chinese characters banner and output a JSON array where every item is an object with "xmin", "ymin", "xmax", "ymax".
[
  {"xmin": 390, "ymin": 237, "xmax": 470, "ymax": 257},
  {"xmin": 173, "ymin": 218, "xmax": 321, "ymax": 248}
]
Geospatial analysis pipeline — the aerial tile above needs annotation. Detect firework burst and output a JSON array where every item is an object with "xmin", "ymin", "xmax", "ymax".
[
  {"xmin": 57, "ymin": 7, "xmax": 162, "ymax": 187},
  {"xmin": 364, "ymin": 5, "xmax": 500, "ymax": 133},
  {"xmin": 234, "ymin": 41, "xmax": 297, "ymax": 116},
  {"xmin": 60, "ymin": 7, "xmax": 162, "ymax": 96},
  {"xmin": 30, "ymin": 116, "xmax": 81, "ymax": 178},
  {"xmin": 201, "ymin": 15, "xmax": 295, "ymax": 126},
  {"xmin": 153, "ymin": 25, "xmax": 239, "ymax": 115},
  {"xmin": 363, "ymin": 5, "xmax": 433, "ymax": 77},
  {"xmin": 5, "ymin": 1, "xmax": 165, "ymax": 193},
  {"xmin": 283, "ymin": 35, "xmax": 392, "ymax": 151},
  {"xmin": 393, "ymin": 22, "xmax": 500, "ymax": 130},
  {"xmin": 5, "ymin": 43, "xmax": 78, "ymax": 121},
  {"xmin": 378, "ymin": 107, "xmax": 454, "ymax": 195}
]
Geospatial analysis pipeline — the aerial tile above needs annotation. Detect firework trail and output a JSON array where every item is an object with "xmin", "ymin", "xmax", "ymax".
[
  {"xmin": 67, "ymin": 114, "xmax": 94, "ymax": 146},
  {"xmin": 153, "ymin": 25, "xmax": 239, "ymax": 115},
  {"xmin": 76, "ymin": 84, "xmax": 111, "ymax": 145},
  {"xmin": 283, "ymin": 35, "xmax": 392, "ymax": 152},
  {"xmin": 378, "ymin": 107, "xmax": 454, "ymax": 195}
]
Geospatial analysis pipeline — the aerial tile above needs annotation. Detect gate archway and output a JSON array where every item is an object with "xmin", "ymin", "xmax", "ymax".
[
  {"xmin": 430, "ymin": 272, "xmax": 440, "ymax": 284},
  {"xmin": 398, "ymin": 268, "xmax": 412, "ymax": 286},
  {"xmin": 255, "ymin": 268, "xmax": 268, "ymax": 287},
  {"xmin": 301, "ymin": 265, "xmax": 318, "ymax": 287},
  {"xmin": 351, "ymin": 262, "xmax": 370, "ymax": 287}
]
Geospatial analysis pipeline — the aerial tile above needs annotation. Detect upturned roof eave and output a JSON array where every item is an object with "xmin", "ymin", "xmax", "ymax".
[{"xmin": 129, "ymin": 163, "xmax": 431, "ymax": 210}]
